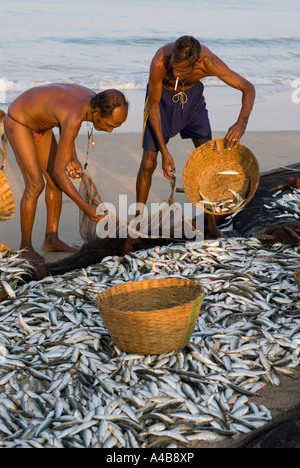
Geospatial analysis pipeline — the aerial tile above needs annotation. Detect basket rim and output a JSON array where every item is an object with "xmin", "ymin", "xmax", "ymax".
[
  {"xmin": 0, "ymin": 170, "xmax": 16, "ymax": 221},
  {"xmin": 0, "ymin": 242, "xmax": 12, "ymax": 253},
  {"xmin": 96, "ymin": 277, "xmax": 205, "ymax": 316}
]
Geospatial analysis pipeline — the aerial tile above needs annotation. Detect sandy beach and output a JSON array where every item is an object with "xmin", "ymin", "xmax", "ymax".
[
  {"xmin": 1, "ymin": 91, "xmax": 300, "ymax": 449},
  {"xmin": 1, "ymin": 124, "xmax": 300, "ymax": 260},
  {"xmin": 0, "ymin": 100, "xmax": 300, "ymax": 448}
]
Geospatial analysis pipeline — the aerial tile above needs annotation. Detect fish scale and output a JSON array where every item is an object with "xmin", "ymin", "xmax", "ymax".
[{"xmin": 0, "ymin": 238, "xmax": 299, "ymax": 447}]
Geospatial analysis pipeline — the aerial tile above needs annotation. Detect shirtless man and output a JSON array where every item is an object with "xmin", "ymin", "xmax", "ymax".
[
  {"xmin": 136, "ymin": 35, "xmax": 255, "ymax": 237},
  {"xmin": 4, "ymin": 84, "xmax": 128, "ymax": 265}
]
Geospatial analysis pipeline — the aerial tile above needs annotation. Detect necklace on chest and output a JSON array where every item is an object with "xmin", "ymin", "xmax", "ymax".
[{"xmin": 173, "ymin": 77, "xmax": 189, "ymax": 109}]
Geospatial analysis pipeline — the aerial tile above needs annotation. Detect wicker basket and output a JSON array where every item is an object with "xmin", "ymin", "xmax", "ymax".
[
  {"xmin": 96, "ymin": 277, "xmax": 205, "ymax": 354},
  {"xmin": 0, "ymin": 170, "xmax": 15, "ymax": 221},
  {"xmin": 295, "ymin": 269, "xmax": 300, "ymax": 291},
  {"xmin": 182, "ymin": 138, "xmax": 260, "ymax": 215},
  {"xmin": 0, "ymin": 242, "xmax": 12, "ymax": 255}
]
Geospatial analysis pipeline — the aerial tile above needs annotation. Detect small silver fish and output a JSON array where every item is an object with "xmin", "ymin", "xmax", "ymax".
[{"xmin": 217, "ymin": 171, "xmax": 239, "ymax": 175}]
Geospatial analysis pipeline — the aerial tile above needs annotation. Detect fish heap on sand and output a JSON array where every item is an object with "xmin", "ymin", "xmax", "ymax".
[
  {"xmin": 264, "ymin": 188, "xmax": 300, "ymax": 221},
  {"xmin": 0, "ymin": 238, "xmax": 300, "ymax": 448}
]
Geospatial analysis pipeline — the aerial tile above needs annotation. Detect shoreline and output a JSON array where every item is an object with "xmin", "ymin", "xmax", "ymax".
[
  {"xmin": 1, "ymin": 129, "xmax": 300, "ymax": 261},
  {"xmin": 110, "ymin": 88, "xmax": 300, "ymax": 134}
]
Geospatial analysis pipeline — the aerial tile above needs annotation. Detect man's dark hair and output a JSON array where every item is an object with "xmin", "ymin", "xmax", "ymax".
[
  {"xmin": 91, "ymin": 89, "xmax": 129, "ymax": 117},
  {"xmin": 172, "ymin": 36, "xmax": 201, "ymax": 67}
]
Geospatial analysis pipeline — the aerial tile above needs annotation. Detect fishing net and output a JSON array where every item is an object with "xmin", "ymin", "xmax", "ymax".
[{"xmin": 79, "ymin": 173, "xmax": 203, "ymax": 244}]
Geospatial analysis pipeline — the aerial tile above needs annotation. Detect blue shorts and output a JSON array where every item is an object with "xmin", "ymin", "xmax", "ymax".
[{"xmin": 142, "ymin": 81, "xmax": 212, "ymax": 152}]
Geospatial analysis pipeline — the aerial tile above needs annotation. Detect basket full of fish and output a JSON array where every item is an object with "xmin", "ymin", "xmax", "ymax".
[
  {"xmin": 96, "ymin": 277, "xmax": 205, "ymax": 354},
  {"xmin": 182, "ymin": 138, "xmax": 260, "ymax": 215}
]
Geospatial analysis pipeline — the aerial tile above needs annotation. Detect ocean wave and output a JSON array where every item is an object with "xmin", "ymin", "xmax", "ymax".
[
  {"xmin": 44, "ymin": 35, "xmax": 300, "ymax": 50},
  {"xmin": 0, "ymin": 78, "xmax": 14, "ymax": 93},
  {"xmin": 0, "ymin": 72, "xmax": 296, "ymax": 106}
]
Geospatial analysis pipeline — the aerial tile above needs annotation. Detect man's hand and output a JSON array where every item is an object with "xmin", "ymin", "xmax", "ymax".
[
  {"xmin": 84, "ymin": 203, "xmax": 107, "ymax": 222},
  {"xmin": 66, "ymin": 160, "xmax": 83, "ymax": 179},
  {"xmin": 162, "ymin": 151, "xmax": 176, "ymax": 179},
  {"xmin": 225, "ymin": 120, "xmax": 247, "ymax": 149}
]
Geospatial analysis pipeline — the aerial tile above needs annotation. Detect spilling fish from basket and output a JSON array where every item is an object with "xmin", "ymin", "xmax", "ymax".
[
  {"xmin": 196, "ymin": 170, "xmax": 249, "ymax": 214},
  {"xmin": 0, "ymin": 238, "xmax": 300, "ymax": 448},
  {"xmin": 198, "ymin": 188, "xmax": 246, "ymax": 214}
]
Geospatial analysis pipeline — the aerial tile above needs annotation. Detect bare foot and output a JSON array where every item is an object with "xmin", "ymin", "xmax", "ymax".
[
  {"xmin": 21, "ymin": 248, "xmax": 46, "ymax": 266},
  {"xmin": 42, "ymin": 237, "xmax": 80, "ymax": 253},
  {"xmin": 206, "ymin": 226, "xmax": 227, "ymax": 239}
]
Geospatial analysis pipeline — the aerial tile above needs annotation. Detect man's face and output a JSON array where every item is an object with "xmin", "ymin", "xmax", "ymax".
[
  {"xmin": 170, "ymin": 58, "xmax": 194, "ymax": 80},
  {"xmin": 93, "ymin": 106, "xmax": 128, "ymax": 133}
]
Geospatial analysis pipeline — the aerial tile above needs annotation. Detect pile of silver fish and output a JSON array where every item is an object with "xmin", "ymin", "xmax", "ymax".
[
  {"xmin": 0, "ymin": 238, "xmax": 300, "ymax": 448},
  {"xmin": 264, "ymin": 188, "xmax": 300, "ymax": 221}
]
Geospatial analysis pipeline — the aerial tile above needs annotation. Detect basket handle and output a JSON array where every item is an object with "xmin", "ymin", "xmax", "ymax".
[{"xmin": 212, "ymin": 138, "xmax": 228, "ymax": 153}]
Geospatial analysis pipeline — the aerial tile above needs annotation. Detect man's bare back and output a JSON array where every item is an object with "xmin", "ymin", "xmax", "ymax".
[{"xmin": 8, "ymin": 84, "xmax": 98, "ymax": 134}]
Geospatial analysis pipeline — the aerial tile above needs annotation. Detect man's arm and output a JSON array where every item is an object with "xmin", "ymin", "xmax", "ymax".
[
  {"xmin": 203, "ymin": 53, "xmax": 255, "ymax": 146},
  {"xmin": 147, "ymin": 56, "xmax": 175, "ymax": 178},
  {"xmin": 52, "ymin": 118, "xmax": 99, "ymax": 221}
]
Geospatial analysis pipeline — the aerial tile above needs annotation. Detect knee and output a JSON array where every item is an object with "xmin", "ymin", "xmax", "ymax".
[
  {"xmin": 140, "ymin": 151, "xmax": 158, "ymax": 174},
  {"xmin": 25, "ymin": 178, "xmax": 45, "ymax": 198}
]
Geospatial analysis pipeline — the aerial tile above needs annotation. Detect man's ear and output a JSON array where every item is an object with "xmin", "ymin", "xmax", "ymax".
[{"xmin": 93, "ymin": 108, "xmax": 102, "ymax": 116}]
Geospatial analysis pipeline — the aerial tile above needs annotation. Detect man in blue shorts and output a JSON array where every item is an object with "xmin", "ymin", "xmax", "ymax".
[{"xmin": 136, "ymin": 36, "xmax": 255, "ymax": 237}]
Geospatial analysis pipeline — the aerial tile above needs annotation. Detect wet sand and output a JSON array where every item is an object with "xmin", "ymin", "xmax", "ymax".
[{"xmin": 1, "ymin": 129, "xmax": 300, "ymax": 260}]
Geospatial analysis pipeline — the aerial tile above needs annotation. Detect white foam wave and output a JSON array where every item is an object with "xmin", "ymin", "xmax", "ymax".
[
  {"xmin": 0, "ymin": 72, "xmax": 295, "ymax": 107},
  {"xmin": 88, "ymin": 79, "xmax": 146, "ymax": 91},
  {"xmin": 0, "ymin": 78, "xmax": 14, "ymax": 93}
]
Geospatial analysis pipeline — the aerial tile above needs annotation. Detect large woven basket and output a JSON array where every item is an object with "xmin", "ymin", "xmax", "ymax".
[
  {"xmin": 182, "ymin": 138, "xmax": 260, "ymax": 215},
  {"xmin": 96, "ymin": 277, "xmax": 205, "ymax": 354},
  {"xmin": 0, "ymin": 170, "xmax": 15, "ymax": 221}
]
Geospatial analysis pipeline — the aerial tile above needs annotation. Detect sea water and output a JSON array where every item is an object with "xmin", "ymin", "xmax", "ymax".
[{"xmin": 0, "ymin": 0, "xmax": 299, "ymax": 129}]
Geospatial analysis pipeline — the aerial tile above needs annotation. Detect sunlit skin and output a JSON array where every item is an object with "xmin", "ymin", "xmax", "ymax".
[
  {"xmin": 136, "ymin": 41, "xmax": 255, "ymax": 238},
  {"xmin": 4, "ymin": 84, "xmax": 128, "ymax": 265}
]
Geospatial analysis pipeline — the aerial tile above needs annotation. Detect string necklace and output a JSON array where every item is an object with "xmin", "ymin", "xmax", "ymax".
[
  {"xmin": 172, "ymin": 77, "xmax": 189, "ymax": 110},
  {"xmin": 85, "ymin": 116, "xmax": 96, "ymax": 169}
]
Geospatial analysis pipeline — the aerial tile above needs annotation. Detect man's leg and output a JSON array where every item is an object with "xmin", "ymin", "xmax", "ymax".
[
  {"xmin": 192, "ymin": 138, "xmax": 225, "ymax": 239},
  {"xmin": 36, "ymin": 130, "xmax": 79, "ymax": 253},
  {"xmin": 136, "ymin": 149, "xmax": 159, "ymax": 210},
  {"xmin": 4, "ymin": 117, "xmax": 46, "ymax": 264},
  {"xmin": 192, "ymin": 138, "xmax": 210, "ymax": 149}
]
